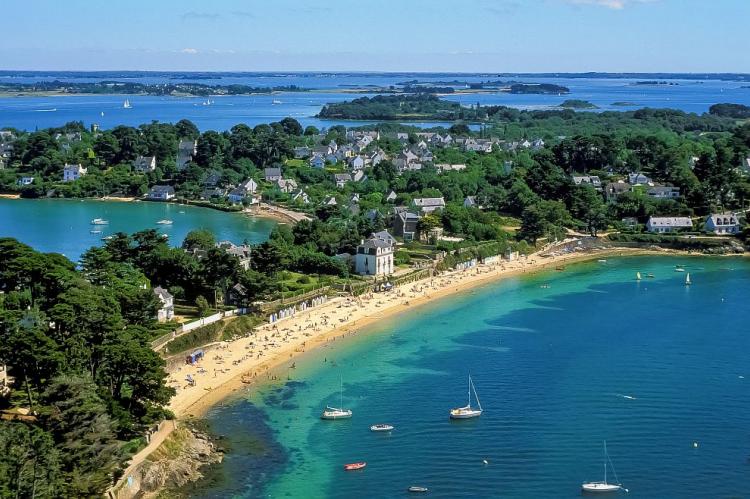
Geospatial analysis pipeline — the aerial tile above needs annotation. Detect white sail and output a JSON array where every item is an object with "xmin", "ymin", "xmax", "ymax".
[
  {"xmin": 686, "ymin": 273, "xmax": 691, "ymax": 285},
  {"xmin": 636, "ymin": 272, "xmax": 642, "ymax": 281}
]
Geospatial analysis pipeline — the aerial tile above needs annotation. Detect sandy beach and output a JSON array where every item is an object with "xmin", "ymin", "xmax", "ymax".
[
  {"xmin": 0, "ymin": 193, "xmax": 21, "ymax": 199},
  {"xmin": 166, "ymin": 244, "xmax": 672, "ymax": 419}
]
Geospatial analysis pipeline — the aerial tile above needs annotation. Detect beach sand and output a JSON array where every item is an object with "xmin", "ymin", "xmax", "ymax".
[{"xmin": 166, "ymin": 244, "xmax": 670, "ymax": 419}]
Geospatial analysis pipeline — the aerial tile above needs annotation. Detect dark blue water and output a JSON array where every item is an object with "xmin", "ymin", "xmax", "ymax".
[
  {"xmin": 194, "ymin": 256, "xmax": 750, "ymax": 498},
  {"xmin": 1, "ymin": 75, "xmax": 748, "ymax": 131}
]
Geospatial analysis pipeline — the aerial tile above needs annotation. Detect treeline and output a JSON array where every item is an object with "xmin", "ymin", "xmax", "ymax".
[
  {"xmin": 0, "ymin": 117, "xmax": 306, "ymax": 198},
  {"xmin": 0, "ymin": 80, "xmax": 305, "ymax": 96},
  {"xmin": 0, "ymin": 238, "xmax": 173, "ymax": 497},
  {"xmin": 709, "ymin": 103, "xmax": 750, "ymax": 119}
]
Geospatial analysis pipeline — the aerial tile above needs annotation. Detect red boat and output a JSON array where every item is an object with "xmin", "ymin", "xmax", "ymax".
[{"xmin": 343, "ymin": 462, "xmax": 367, "ymax": 471}]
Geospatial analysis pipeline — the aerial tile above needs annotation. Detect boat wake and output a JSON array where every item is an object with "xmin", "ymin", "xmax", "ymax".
[{"xmin": 615, "ymin": 393, "xmax": 637, "ymax": 400}]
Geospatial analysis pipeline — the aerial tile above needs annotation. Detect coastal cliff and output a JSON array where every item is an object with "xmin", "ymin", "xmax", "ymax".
[{"xmin": 112, "ymin": 424, "xmax": 223, "ymax": 499}]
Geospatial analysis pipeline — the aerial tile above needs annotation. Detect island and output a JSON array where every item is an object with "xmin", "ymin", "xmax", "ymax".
[
  {"xmin": 612, "ymin": 101, "xmax": 639, "ymax": 107},
  {"xmin": 0, "ymin": 80, "xmax": 306, "ymax": 97},
  {"xmin": 708, "ymin": 103, "xmax": 750, "ymax": 119},
  {"xmin": 509, "ymin": 83, "xmax": 569, "ymax": 94},
  {"xmin": 559, "ymin": 99, "xmax": 599, "ymax": 109},
  {"xmin": 317, "ymin": 94, "xmax": 467, "ymax": 121}
]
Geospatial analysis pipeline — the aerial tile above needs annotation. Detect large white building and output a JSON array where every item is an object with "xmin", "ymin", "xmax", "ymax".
[
  {"xmin": 646, "ymin": 216, "xmax": 693, "ymax": 233},
  {"xmin": 704, "ymin": 213, "xmax": 742, "ymax": 234},
  {"xmin": 355, "ymin": 238, "xmax": 394, "ymax": 276},
  {"xmin": 63, "ymin": 163, "xmax": 87, "ymax": 182}
]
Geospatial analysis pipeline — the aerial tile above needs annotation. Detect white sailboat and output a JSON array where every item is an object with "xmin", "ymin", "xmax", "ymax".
[
  {"xmin": 321, "ymin": 377, "xmax": 352, "ymax": 420},
  {"xmin": 123, "ymin": 99, "xmax": 132, "ymax": 109},
  {"xmin": 582, "ymin": 441, "xmax": 627, "ymax": 494},
  {"xmin": 685, "ymin": 273, "xmax": 691, "ymax": 285},
  {"xmin": 450, "ymin": 374, "xmax": 483, "ymax": 419},
  {"xmin": 635, "ymin": 272, "xmax": 642, "ymax": 281}
]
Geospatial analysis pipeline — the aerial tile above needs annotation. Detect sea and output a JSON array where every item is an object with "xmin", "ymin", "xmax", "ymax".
[
  {"xmin": 190, "ymin": 256, "xmax": 750, "ymax": 498},
  {"xmin": 1, "ymin": 73, "xmax": 749, "ymax": 131},
  {"xmin": 0, "ymin": 198, "xmax": 275, "ymax": 263}
]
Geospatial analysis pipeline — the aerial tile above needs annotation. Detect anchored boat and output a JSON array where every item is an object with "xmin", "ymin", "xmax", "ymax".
[
  {"xmin": 582, "ymin": 441, "xmax": 628, "ymax": 494},
  {"xmin": 450, "ymin": 374, "xmax": 483, "ymax": 419},
  {"xmin": 343, "ymin": 462, "xmax": 366, "ymax": 471},
  {"xmin": 321, "ymin": 376, "xmax": 352, "ymax": 420}
]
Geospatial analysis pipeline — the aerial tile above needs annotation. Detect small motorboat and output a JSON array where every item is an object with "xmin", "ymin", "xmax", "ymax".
[
  {"xmin": 90, "ymin": 218, "xmax": 109, "ymax": 225},
  {"xmin": 90, "ymin": 229, "xmax": 102, "ymax": 234},
  {"xmin": 646, "ymin": 273, "xmax": 655, "ymax": 278},
  {"xmin": 675, "ymin": 266, "xmax": 685, "ymax": 272},
  {"xmin": 156, "ymin": 219, "xmax": 173, "ymax": 225},
  {"xmin": 408, "ymin": 486, "xmax": 429, "ymax": 493},
  {"xmin": 370, "ymin": 424, "xmax": 394, "ymax": 432},
  {"xmin": 272, "ymin": 99, "xmax": 283, "ymax": 105},
  {"xmin": 343, "ymin": 462, "xmax": 366, "ymax": 471}
]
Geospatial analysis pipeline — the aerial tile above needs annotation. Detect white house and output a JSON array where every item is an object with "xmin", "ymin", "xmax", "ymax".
[
  {"xmin": 292, "ymin": 190, "xmax": 310, "ymax": 204},
  {"xmin": 153, "ymin": 286, "xmax": 174, "ymax": 322},
  {"xmin": 646, "ymin": 186, "xmax": 680, "ymax": 199},
  {"xmin": 628, "ymin": 172, "xmax": 652, "ymax": 185},
  {"xmin": 349, "ymin": 155, "xmax": 365, "ymax": 170},
  {"xmin": 412, "ymin": 197, "xmax": 446, "ymax": 213},
  {"xmin": 63, "ymin": 163, "xmax": 87, "ymax": 182},
  {"xmin": 333, "ymin": 173, "xmax": 352, "ymax": 188},
  {"xmin": 264, "ymin": 167, "xmax": 282, "ymax": 181},
  {"xmin": 218, "ymin": 241, "xmax": 252, "ymax": 270},
  {"xmin": 646, "ymin": 216, "xmax": 693, "ymax": 233},
  {"xmin": 133, "ymin": 155, "xmax": 157, "ymax": 173},
  {"xmin": 572, "ymin": 175, "xmax": 602, "ymax": 190},
  {"xmin": 17, "ymin": 176, "xmax": 34, "ymax": 186},
  {"xmin": 355, "ymin": 238, "xmax": 394, "ymax": 276},
  {"xmin": 147, "ymin": 185, "xmax": 176, "ymax": 201},
  {"xmin": 386, "ymin": 190, "xmax": 397, "ymax": 202},
  {"xmin": 704, "ymin": 213, "xmax": 742, "ymax": 234}
]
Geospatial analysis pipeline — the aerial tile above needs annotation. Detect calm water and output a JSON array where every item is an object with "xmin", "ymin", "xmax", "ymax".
[
  {"xmin": 1, "ymin": 75, "xmax": 749, "ymax": 131},
  {"xmin": 193, "ymin": 256, "xmax": 750, "ymax": 498},
  {"xmin": 0, "ymin": 198, "xmax": 275, "ymax": 262}
]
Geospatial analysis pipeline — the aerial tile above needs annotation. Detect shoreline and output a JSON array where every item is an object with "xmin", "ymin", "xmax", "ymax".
[{"xmin": 168, "ymin": 245, "xmax": 680, "ymax": 420}]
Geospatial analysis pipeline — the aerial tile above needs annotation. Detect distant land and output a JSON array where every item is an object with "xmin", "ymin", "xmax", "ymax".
[
  {"xmin": 1, "ymin": 71, "xmax": 749, "ymax": 81},
  {"xmin": 559, "ymin": 99, "xmax": 598, "ymax": 109}
]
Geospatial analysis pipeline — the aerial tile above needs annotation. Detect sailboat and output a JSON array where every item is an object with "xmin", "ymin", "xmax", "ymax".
[
  {"xmin": 636, "ymin": 272, "xmax": 642, "ymax": 281},
  {"xmin": 450, "ymin": 374, "xmax": 483, "ymax": 419},
  {"xmin": 123, "ymin": 99, "xmax": 132, "ymax": 109},
  {"xmin": 582, "ymin": 441, "xmax": 627, "ymax": 494},
  {"xmin": 685, "ymin": 273, "xmax": 691, "ymax": 286},
  {"xmin": 321, "ymin": 376, "xmax": 352, "ymax": 419}
]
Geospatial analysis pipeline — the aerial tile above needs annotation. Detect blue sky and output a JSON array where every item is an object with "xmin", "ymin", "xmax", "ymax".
[{"xmin": 2, "ymin": 0, "xmax": 748, "ymax": 72}]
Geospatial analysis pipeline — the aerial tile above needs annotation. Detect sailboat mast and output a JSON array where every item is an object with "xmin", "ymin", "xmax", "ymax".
[
  {"xmin": 603, "ymin": 441, "xmax": 608, "ymax": 484},
  {"xmin": 467, "ymin": 375, "xmax": 472, "ymax": 406},
  {"xmin": 340, "ymin": 376, "xmax": 343, "ymax": 409}
]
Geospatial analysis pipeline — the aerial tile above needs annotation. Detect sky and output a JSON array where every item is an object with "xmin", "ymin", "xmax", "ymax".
[{"xmin": 1, "ymin": 0, "xmax": 749, "ymax": 72}]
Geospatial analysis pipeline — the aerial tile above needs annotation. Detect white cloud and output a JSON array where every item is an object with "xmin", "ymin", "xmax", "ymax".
[
  {"xmin": 566, "ymin": 0, "xmax": 658, "ymax": 9},
  {"xmin": 181, "ymin": 48, "xmax": 199, "ymax": 54}
]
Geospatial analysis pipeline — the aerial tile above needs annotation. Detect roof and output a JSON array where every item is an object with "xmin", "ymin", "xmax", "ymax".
[
  {"xmin": 371, "ymin": 230, "xmax": 396, "ymax": 242},
  {"xmin": 706, "ymin": 213, "xmax": 740, "ymax": 225},
  {"xmin": 153, "ymin": 286, "xmax": 173, "ymax": 301},
  {"xmin": 334, "ymin": 173, "xmax": 352, "ymax": 181},
  {"xmin": 647, "ymin": 216, "xmax": 692, "ymax": 227},
  {"xmin": 264, "ymin": 167, "xmax": 282, "ymax": 176},
  {"xmin": 399, "ymin": 211, "xmax": 422, "ymax": 222},
  {"xmin": 149, "ymin": 185, "xmax": 175, "ymax": 194},
  {"xmin": 359, "ymin": 238, "xmax": 393, "ymax": 250},
  {"xmin": 412, "ymin": 197, "xmax": 445, "ymax": 207}
]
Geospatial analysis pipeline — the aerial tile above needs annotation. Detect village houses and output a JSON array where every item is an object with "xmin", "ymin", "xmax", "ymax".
[
  {"xmin": 704, "ymin": 213, "xmax": 742, "ymax": 234},
  {"xmin": 133, "ymin": 155, "xmax": 157, "ymax": 173},
  {"xmin": 646, "ymin": 216, "xmax": 693, "ymax": 233}
]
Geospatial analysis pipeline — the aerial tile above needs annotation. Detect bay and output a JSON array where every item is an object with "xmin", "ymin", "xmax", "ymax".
[
  {"xmin": 0, "ymin": 198, "xmax": 275, "ymax": 263},
  {"xmin": 193, "ymin": 256, "xmax": 750, "ymax": 498},
  {"xmin": 1, "ymin": 75, "xmax": 748, "ymax": 131}
]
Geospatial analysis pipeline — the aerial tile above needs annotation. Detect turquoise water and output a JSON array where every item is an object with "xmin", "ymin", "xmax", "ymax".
[
  {"xmin": 194, "ymin": 256, "xmax": 750, "ymax": 498},
  {"xmin": 0, "ymin": 198, "xmax": 275, "ymax": 262}
]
